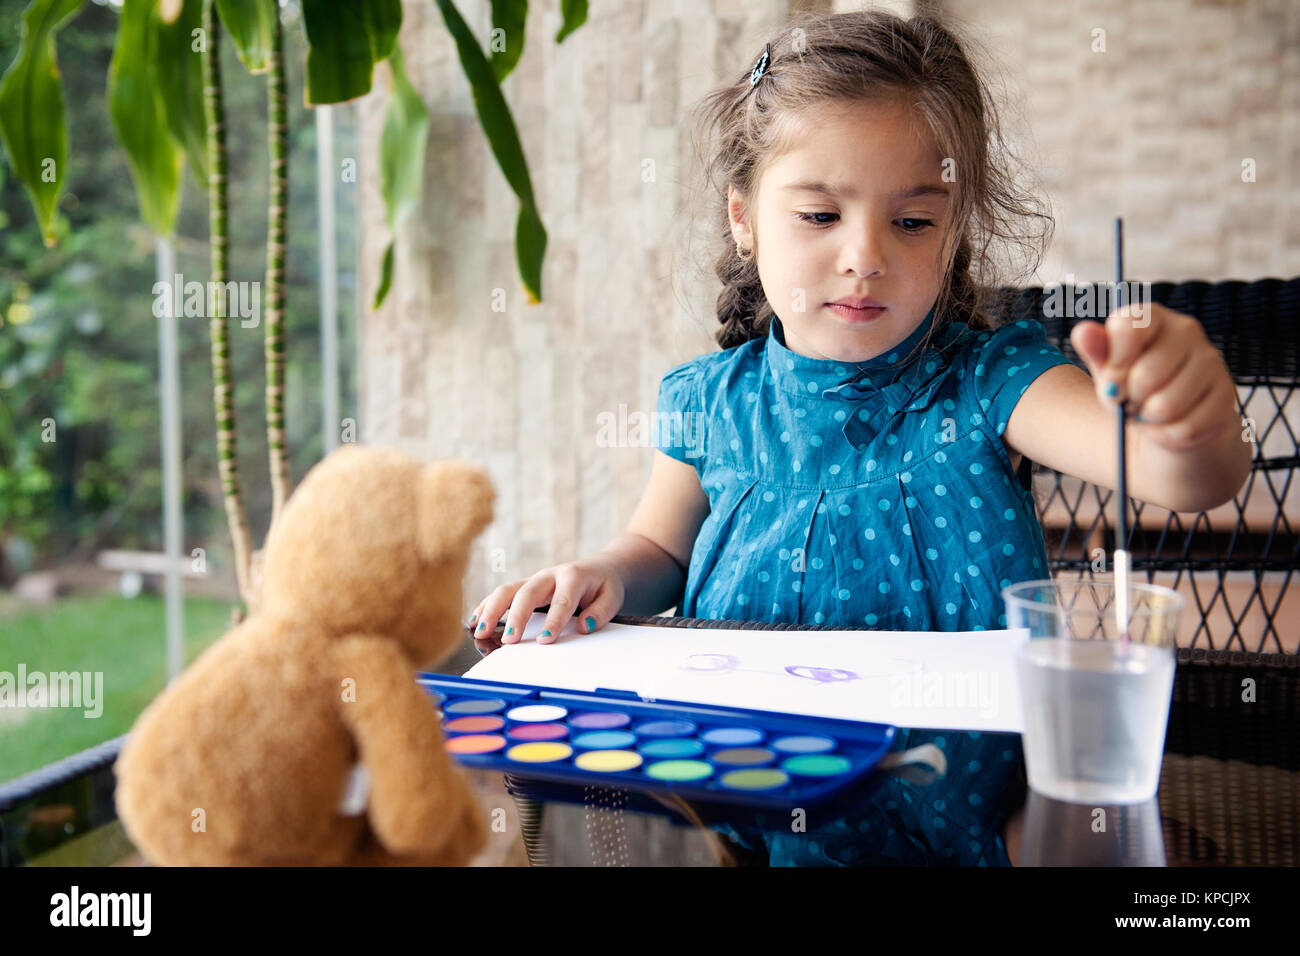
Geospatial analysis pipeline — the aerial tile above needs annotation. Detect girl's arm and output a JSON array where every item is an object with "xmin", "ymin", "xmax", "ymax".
[
  {"xmin": 1003, "ymin": 305, "xmax": 1251, "ymax": 514},
  {"xmin": 601, "ymin": 450, "xmax": 711, "ymax": 615},
  {"xmin": 474, "ymin": 450, "xmax": 710, "ymax": 643}
]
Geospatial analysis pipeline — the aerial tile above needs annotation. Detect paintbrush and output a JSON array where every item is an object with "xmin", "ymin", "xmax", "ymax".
[{"xmin": 1114, "ymin": 217, "xmax": 1131, "ymax": 652}]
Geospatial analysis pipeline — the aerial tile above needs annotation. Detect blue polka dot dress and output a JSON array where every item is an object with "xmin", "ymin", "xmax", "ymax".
[{"xmin": 654, "ymin": 306, "xmax": 1076, "ymax": 866}]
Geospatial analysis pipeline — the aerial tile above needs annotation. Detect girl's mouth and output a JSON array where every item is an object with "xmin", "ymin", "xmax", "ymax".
[{"xmin": 826, "ymin": 303, "xmax": 887, "ymax": 322}]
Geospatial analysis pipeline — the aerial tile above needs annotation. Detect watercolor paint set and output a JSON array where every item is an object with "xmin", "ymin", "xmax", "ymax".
[{"xmin": 418, "ymin": 673, "xmax": 895, "ymax": 810}]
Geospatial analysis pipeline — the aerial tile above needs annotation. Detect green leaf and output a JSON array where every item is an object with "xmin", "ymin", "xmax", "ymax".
[
  {"xmin": 302, "ymin": 0, "xmax": 403, "ymax": 105},
  {"xmin": 108, "ymin": 0, "xmax": 183, "ymax": 236},
  {"xmin": 434, "ymin": 0, "xmax": 546, "ymax": 304},
  {"xmin": 362, "ymin": 0, "xmax": 402, "ymax": 62},
  {"xmin": 0, "ymin": 0, "xmax": 85, "ymax": 247},
  {"xmin": 488, "ymin": 0, "xmax": 527, "ymax": 83},
  {"xmin": 155, "ymin": 0, "xmax": 209, "ymax": 188},
  {"xmin": 372, "ymin": 43, "xmax": 428, "ymax": 309},
  {"xmin": 214, "ymin": 0, "xmax": 275, "ymax": 74},
  {"xmin": 515, "ymin": 202, "xmax": 545, "ymax": 306},
  {"xmin": 371, "ymin": 241, "xmax": 394, "ymax": 311},
  {"xmin": 556, "ymin": 0, "xmax": 587, "ymax": 44}
]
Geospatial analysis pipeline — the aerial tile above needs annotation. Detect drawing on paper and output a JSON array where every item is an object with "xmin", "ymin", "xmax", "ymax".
[
  {"xmin": 681, "ymin": 653, "xmax": 921, "ymax": 685},
  {"xmin": 784, "ymin": 665, "xmax": 860, "ymax": 684},
  {"xmin": 682, "ymin": 653, "xmax": 742, "ymax": 673}
]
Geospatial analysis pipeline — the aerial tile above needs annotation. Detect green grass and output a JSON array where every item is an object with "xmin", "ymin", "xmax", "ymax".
[{"xmin": 0, "ymin": 592, "xmax": 235, "ymax": 784}]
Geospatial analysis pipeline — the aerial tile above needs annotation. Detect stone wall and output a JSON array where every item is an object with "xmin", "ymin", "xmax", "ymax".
[{"xmin": 357, "ymin": 0, "xmax": 1299, "ymax": 625}]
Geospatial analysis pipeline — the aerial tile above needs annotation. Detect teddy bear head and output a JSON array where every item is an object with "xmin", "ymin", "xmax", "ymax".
[{"xmin": 255, "ymin": 444, "xmax": 494, "ymax": 668}]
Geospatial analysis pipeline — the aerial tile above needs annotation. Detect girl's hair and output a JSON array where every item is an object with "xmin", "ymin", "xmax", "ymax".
[{"xmin": 677, "ymin": 8, "xmax": 1054, "ymax": 359}]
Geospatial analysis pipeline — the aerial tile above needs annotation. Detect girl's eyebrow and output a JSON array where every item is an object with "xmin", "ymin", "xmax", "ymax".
[{"xmin": 780, "ymin": 181, "xmax": 950, "ymax": 201}]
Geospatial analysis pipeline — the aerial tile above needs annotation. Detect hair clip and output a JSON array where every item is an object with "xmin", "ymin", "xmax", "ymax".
[{"xmin": 749, "ymin": 42, "xmax": 771, "ymax": 88}]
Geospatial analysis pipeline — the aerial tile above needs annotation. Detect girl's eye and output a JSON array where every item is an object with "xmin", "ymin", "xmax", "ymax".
[
  {"xmin": 795, "ymin": 212, "xmax": 838, "ymax": 226},
  {"xmin": 794, "ymin": 213, "xmax": 935, "ymax": 233},
  {"xmin": 897, "ymin": 218, "xmax": 934, "ymax": 234}
]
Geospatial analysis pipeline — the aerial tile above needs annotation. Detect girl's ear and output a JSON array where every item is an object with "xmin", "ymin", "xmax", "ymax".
[{"xmin": 727, "ymin": 184, "xmax": 753, "ymax": 246}]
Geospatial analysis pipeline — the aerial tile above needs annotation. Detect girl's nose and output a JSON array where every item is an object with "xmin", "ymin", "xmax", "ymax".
[{"xmin": 839, "ymin": 222, "xmax": 887, "ymax": 279}]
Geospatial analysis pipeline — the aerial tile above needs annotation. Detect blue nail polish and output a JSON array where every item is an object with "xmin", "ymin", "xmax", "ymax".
[
  {"xmin": 1104, "ymin": 382, "xmax": 1119, "ymax": 398},
  {"xmin": 541, "ymin": 629, "xmax": 551, "ymax": 637},
  {"xmin": 586, "ymin": 616, "xmax": 597, "ymax": 632},
  {"xmin": 475, "ymin": 621, "xmax": 485, "ymax": 633},
  {"xmin": 505, "ymin": 626, "xmax": 513, "ymax": 635}
]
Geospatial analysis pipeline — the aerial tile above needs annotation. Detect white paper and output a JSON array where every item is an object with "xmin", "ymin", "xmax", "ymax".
[{"xmin": 464, "ymin": 612, "xmax": 1032, "ymax": 733}]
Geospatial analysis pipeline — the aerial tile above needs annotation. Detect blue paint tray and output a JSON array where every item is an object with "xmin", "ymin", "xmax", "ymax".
[{"xmin": 419, "ymin": 673, "xmax": 896, "ymax": 811}]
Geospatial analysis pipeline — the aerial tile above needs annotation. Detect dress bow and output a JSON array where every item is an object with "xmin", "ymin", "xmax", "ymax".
[{"xmin": 820, "ymin": 347, "xmax": 956, "ymax": 451}]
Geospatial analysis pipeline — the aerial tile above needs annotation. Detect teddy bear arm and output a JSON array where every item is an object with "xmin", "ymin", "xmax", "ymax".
[{"xmin": 333, "ymin": 636, "xmax": 482, "ymax": 856}]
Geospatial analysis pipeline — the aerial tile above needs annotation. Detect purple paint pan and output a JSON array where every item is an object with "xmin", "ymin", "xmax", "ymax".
[{"xmin": 568, "ymin": 711, "xmax": 632, "ymax": 730}]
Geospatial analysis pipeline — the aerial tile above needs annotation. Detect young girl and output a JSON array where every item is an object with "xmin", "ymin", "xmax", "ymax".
[{"xmin": 469, "ymin": 11, "xmax": 1249, "ymax": 866}]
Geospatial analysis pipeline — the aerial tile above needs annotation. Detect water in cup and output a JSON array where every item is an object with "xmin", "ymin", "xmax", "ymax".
[{"xmin": 1016, "ymin": 637, "xmax": 1175, "ymax": 804}]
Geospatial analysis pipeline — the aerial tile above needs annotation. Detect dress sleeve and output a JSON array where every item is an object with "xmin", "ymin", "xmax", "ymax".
[
  {"xmin": 966, "ymin": 319, "xmax": 1076, "ymax": 437},
  {"xmin": 653, "ymin": 359, "xmax": 706, "ymax": 466}
]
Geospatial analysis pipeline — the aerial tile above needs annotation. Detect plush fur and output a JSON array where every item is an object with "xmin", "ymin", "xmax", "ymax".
[{"xmin": 114, "ymin": 444, "xmax": 495, "ymax": 865}]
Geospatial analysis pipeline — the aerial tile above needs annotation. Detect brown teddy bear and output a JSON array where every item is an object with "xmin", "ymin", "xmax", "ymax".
[{"xmin": 114, "ymin": 444, "xmax": 495, "ymax": 866}]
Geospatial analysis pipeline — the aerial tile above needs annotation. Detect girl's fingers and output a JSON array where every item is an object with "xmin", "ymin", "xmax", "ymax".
[
  {"xmin": 538, "ymin": 569, "xmax": 600, "ymax": 643},
  {"xmin": 473, "ymin": 581, "xmax": 526, "ymax": 640},
  {"xmin": 572, "ymin": 579, "xmax": 619, "ymax": 637},
  {"xmin": 1101, "ymin": 303, "xmax": 1168, "ymax": 399},
  {"xmin": 1122, "ymin": 328, "xmax": 1189, "ymax": 413},
  {"xmin": 1144, "ymin": 375, "xmax": 1238, "ymax": 452},
  {"xmin": 466, "ymin": 600, "xmax": 485, "ymax": 630},
  {"xmin": 485, "ymin": 566, "xmax": 625, "ymax": 646},
  {"xmin": 501, "ymin": 574, "xmax": 557, "ymax": 644},
  {"xmin": 470, "ymin": 601, "xmax": 494, "ymax": 639},
  {"xmin": 1132, "ymin": 347, "xmax": 1217, "ymax": 426}
]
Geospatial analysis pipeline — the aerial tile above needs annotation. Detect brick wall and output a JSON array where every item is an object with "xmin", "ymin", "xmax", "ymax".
[{"xmin": 942, "ymin": 0, "xmax": 1300, "ymax": 281}]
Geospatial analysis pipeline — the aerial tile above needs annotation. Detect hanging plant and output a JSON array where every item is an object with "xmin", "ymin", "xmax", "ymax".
[{"xmin": 0, "ymin": 0, "xmax": 588, "ymax": 619}]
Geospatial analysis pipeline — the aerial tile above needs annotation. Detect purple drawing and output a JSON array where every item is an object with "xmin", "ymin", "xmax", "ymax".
[
  {"xmin": 784, "ymin": 665, "xmax": 860, "ymax": 684},
  {"xmin": 682, "ymin": 653, "xmax": 742, "ymax": 673},
  {"xmin": 682, "ymin": 653, "xmax": 921, "ymax": 685}
]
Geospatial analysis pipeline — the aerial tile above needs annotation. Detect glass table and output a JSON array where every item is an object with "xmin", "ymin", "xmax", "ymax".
[
  {"xmin": 457, "ymin": 622, "xmax": 1290, "ymax": 867},
  {"xmin": 1, "ymin": 624, "xmax": 1290, "ymax": 866}
]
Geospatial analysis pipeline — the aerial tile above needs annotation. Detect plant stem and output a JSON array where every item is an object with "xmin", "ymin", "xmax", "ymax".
[
  {"xmin": 203, "ymin": 0, "xmax": 253, "ymax": 609},
  {"xmin": 265, "ymin": 3, "xmax": 290, "ymax": 524}
]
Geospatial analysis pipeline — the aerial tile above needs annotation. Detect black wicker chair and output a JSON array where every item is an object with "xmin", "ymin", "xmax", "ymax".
[{"xmin": 1001, "ymin": 277, "xmax": 1299, "ymax": 865}]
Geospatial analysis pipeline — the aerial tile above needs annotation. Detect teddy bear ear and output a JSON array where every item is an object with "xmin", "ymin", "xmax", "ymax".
[{"xmin": 416, "ymin": 460, "xmax": 496, "ymax": 564}]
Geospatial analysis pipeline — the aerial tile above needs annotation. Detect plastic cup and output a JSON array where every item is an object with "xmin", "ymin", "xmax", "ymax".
[{"xmin": 1003, "ymin": 578, "xmax": 1183, "ymax": 804}]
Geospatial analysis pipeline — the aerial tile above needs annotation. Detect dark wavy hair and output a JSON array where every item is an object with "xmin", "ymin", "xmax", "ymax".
[{"xmin": 674, "ymin": 8, "xmax": 1053, "ymax": 359}]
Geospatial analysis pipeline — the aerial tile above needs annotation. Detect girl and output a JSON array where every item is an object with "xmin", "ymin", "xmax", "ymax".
[{"xmin": 469, "ymin": 10, "xmax": 1249, "ymax": 866}]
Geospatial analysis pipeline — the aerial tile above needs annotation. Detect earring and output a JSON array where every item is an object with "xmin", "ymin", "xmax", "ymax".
[{"xmin": 736, "ymin": 241, "xmax": 753, "ymax": 262}]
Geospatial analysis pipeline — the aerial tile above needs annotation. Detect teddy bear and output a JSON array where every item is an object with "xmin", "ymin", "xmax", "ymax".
[{"xmin": 114, "ymin": 443, "xmax": 496, "ymax": 866}]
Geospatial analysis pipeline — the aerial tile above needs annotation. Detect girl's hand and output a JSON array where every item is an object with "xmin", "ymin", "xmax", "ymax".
[
  {"xmin": 1069, "ymin": 302, "xmax": 1239, "ymax": 453},
  {"xmin": 468, "ymin": 558, "xmax": 626, "ymax": 647}
]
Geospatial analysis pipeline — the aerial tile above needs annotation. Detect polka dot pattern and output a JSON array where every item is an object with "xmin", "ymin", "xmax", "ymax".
[
  {"xmin": 651, "ymin": 312, "xmax": 1070, "ymax": 864},
  {"xmin": 651, "ymin": 314, "xmax": 1071, "ymax": 637}
]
